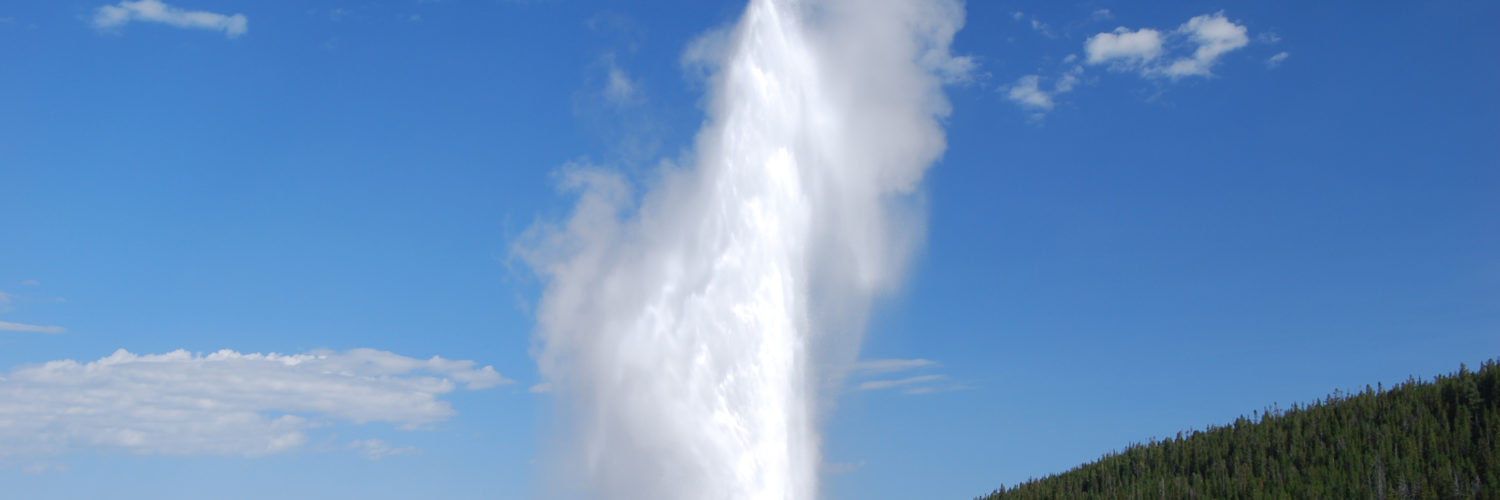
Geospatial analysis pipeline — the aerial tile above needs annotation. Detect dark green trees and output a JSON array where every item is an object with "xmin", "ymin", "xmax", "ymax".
[{"xmin": 980, "ymin": 358, "xmax": 1500, "ymax": 499}]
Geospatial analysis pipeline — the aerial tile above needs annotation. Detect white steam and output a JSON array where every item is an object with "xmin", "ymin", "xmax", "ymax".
[{"xmin": 519, "ymin": 0, "xmax": 968, "ymax": 498}]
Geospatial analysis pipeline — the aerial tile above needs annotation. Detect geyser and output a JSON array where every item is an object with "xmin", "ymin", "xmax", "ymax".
[{"xmin": 521, "ymin": 0, "xmax": 969, "ymax": 498}]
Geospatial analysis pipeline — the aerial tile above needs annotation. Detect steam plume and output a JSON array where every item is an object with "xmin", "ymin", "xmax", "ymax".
[{"xmin": 520, "ymin": 0, "xmax": 968, "ymax": 498}]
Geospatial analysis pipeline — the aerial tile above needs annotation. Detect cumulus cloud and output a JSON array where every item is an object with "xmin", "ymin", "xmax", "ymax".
[
  {"xmin": 1015, "ymin": 10, "xmax": 1259, "ymax": 116},
  {"xmin": 1004, "ymin": 66, "xmax": 1082, "ymax": 117},
  {"xmin": 1085, "ymin": 27, "xmax": 1164, "ymax": 66},
  {"xmin": 1085, "ymin": 12, "xmax": 1250, "ymax": 79},
  {"xmin": 0, "ymin": 321, "xmax": 65, "ymax": 334},
  {"xmin": 1160, "ymin": 12, "xmax": 1250, "ymax": 78},
  {"xmin": 92, "ymin": 0, "xmax": 248, "ymax": 38},
  {"xmin": 1007, "ymin": 75, "xmax": 1053, "ymax": 110},
  {"xmin": 0, "ymin": 348, "xmax": 507, "ymax": 459}
]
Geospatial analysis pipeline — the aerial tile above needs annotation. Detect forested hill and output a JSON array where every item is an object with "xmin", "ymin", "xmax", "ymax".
[{"xmin": 979, "ymin": 359, "xmax": 1500, "ymax": 499}]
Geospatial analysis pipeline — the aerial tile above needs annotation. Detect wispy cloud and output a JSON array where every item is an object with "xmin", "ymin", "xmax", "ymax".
[
  {"xmin": 0, "ymin": 348, "xmax": 508, "ymax": 458},
  {"xmin": 22, "ymin": 463, "xmax": 69, "ymax": 475},
  {"xmin": 348, "ymin": 439, "xmax": 417, "ymax": 460},
  {"xmin": 846, "ymin": 357, "xmax": 966, "ymax": 395},
  {"xmin": 1266, "ymin": 51, "xmax": 1290, "ymax": 69},
  {"xmin": 92, "ymin": 0, "xmax": 248, "ymax": 38},
  {"xmin": 824, "ymin": 459, "xmax": 866, "ymax": 475},
  {"xmin": 1011, "ymin": 11, "xmax": 1055, "ymax": 39},
  {"xmin": 0, "ymin": 321, "xmax": 65, "ymax": 334},
  {"xmin": 849, "ymin": 358, "xmax": 937, "ymax": 374},
  {"xmin": 858, "ymin": 374, "xmax": 946, "ymax": 391},
  {"xmin": 603, "ymin": 60, "xmax": 638, "ymax": 106},
  {"xmin": 585, "ymin": 11, "xmax": 645, "ymax": 108}
]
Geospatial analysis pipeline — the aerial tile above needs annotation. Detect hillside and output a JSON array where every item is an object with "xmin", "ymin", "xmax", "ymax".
[{"xmin": 979, "ymin": 359, "xmax": 1500, "ymax": 499}]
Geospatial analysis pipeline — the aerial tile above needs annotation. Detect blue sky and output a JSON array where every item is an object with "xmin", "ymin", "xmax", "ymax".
[{"xmin": 2, "ymin": 0, "xmax": 1497, "ymax": 499}]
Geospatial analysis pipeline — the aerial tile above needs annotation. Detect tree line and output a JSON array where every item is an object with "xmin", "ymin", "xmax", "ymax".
[{"xmin": 979, "ymin": 358, "xmax": 1499, "ymax": 499}]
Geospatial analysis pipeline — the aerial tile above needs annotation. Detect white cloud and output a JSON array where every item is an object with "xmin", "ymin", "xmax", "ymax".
[
  {"xmin": 0, "ymin": 348, "xmax": 508, "ymax": 458},
  {"xmin": 92, "ymin": 0, "xmax": 248, "ymax": 38},
  {"xmin": 1010, "ymin": 11, "xmax": 1054, "ymax": 39},
  {"xmin": 1056, "ymin": 69, "xmax": 1081, "ymax": 93},
  {"xmin": 1085, "ymin": 12, "xmax": 1251, "ymax": 80},
  {"xmin": 849, "ymin": 358, "xmax": 936, "ymax": 374},
  {"xmin": 0, "ymin": 321, "xmax": 65, "ymax": 334},
  {"xmin": 19, "ymin": 280, "xmax": 40, "ymax": 286},
  {"xmin": 1029, "ymin": 19, "xmax": 1055, "ymax": 38},
  {"xmin": 1266, "ymin": 51, "xmax": 1289, "ymax": 69},
  {"xmin": 1092, "ymin": 9, "xmax": 1113, "ymax": 21},
  {"xmin": 21, "ymin": 463, "xmax": 68, "ymax": 475},
  {"xmin": 604, "ymin": 63, "xmax": 637, "ymax": 105},
  {"xmin": 858, "ymin": 374, "xmax": 945, "ymax": 391},
  {"xmin": 1004, "ymin": 66, "xmax": 1083, "ymax": 117},
  {"xmin": 1160, "ymin": 12, "xmax": 1250, "ymax": 78},
  {"xmin": 528, "ymin": 382, "xmax": 552, "ymax": 393},
  {"xmin": 845, "ymin": 357, "xmax": 964, "ymax": 395},
  {"xmin": 348, "ymin": 439, "xmax": 417, "ymax": 460},
  {"xmin": 824, "ymin": 459, "xmax": 866, "ymax": 475},
  {"xmin": 1007, "ymin": 75, "xmax": 1053, "ymax": 110},
  {"xmin": 1085, "ymin": 27, "xmax": 1163, "ymax": 66}
]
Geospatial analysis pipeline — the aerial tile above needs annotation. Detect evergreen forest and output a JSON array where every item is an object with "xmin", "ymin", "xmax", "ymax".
[{"xmin": 979, "ymin": 358, "xmax": 1500, "ymax": 499}]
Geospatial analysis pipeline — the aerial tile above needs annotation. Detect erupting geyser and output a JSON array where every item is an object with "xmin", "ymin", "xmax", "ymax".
[{"xmin": 520, "ymin": 0, "xmax": 970, "ymax": 498}]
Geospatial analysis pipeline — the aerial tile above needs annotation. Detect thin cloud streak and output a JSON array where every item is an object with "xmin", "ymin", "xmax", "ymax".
[
  {"xmin": 849, "ymin": 358, "xmax": 938, "ymax": 375},
  {"xmin": 858, "ymin": 374, "xmax": 946, "ymax": 391},
  {"xmin": 92, "ymin": 0, "xmax": 248, "ymax": 38},
  {"xmin": 0, "ymin": 321, "xmax": 65, "ymax": 334},
  {"xmin": 1266, "ymin": 51, "xmax": 1289, "ymax": 68}
]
